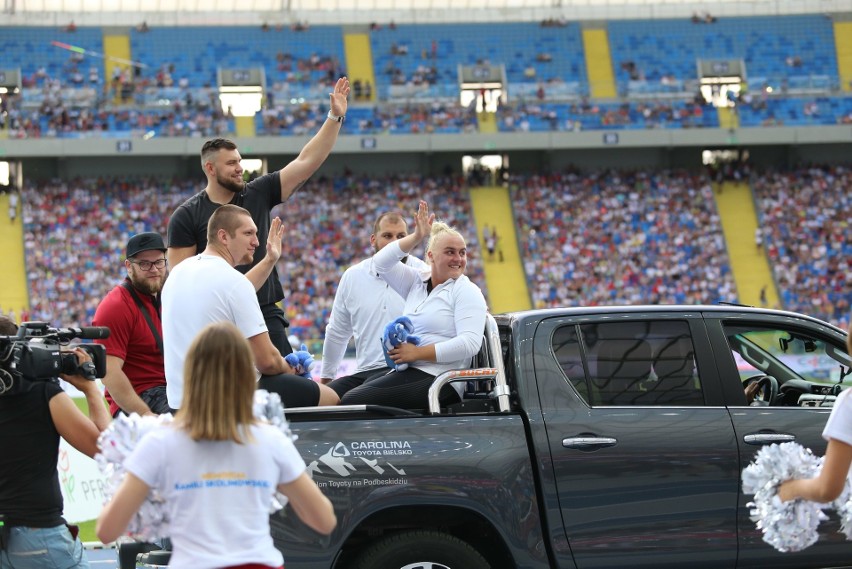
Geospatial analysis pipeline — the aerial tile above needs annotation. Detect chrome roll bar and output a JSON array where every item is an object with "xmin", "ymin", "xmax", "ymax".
[{"xmin": 427, "ymin": 313, "xmax": 511, "ymax": 414}]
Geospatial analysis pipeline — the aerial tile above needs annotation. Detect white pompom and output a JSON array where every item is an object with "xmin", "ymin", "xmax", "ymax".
[
  {"xmin": 96, "ymin": 413, "xmax": 174, "ymax": 541},
  {"xmin": 742, "ymin": 442, "xmax": 829, "ymax": 552},
  {"xmin": 253, "ymin": 390, "xmax": 298, "ymax": 513}
]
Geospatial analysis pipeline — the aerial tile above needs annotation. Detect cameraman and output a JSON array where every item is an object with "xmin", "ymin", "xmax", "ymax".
[{"xmin": 0, "ymin": 316, "xmax": 110, "ymax": 569}]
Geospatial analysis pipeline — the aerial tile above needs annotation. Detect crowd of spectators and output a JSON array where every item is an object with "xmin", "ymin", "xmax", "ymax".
[
  {"xmin": 8, "ymin": 73, "xmax": 852, "ymax": 138},
  {"xmin": 21, "ymin": 177, "xmax": 195, "ymax": 326},
  {"xmin": 16, "ymin": 169, "xmax": 851, "ymax": 341},
  {"xmin": 259, "ymin": 100, "xmax": 478, "ymax": 135},
  {"xmin": 272, "ymin": 51, "xmax": 345, "ymax": 87},
  {"xmin": 19, "ymin": 174, "xmax": 485, "ymax": 351},
  {"xmin": 510, "ymin": 169, "xmax": 738, "ymax": 308},
  {"xmin": 5, "ymin": 87, "xmax": 720, "ymax": 138},
  {"xmin": 752, "ymin": 166, "xmax": 851, "ymax": 330},
  {"xmin": 3, "ymin": 40, "xmax": 343, "ymax": 139},
  {"xmin": 497, "ymin": 98, "xmax": 714, "ymax": 132},
  {"xmin": 2, "ymin": 80, "xmax": 233, "ymax": 139},
  {"xmin": 272, "ymin": 173, "xmax": 486, "ymax": 349}
]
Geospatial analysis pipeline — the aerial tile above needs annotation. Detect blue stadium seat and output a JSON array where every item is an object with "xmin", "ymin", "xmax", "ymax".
[
  {"xmin": 368, "ymin": 23, "xmax": 587, "ymax": 100},
  {"xmin": 608, "ymin": 15, "xmax": 838, "ymax": 95},
  {"xmin": 130, "ymin": 26, "xmax": 345, "ymax": 95},
  {"xmin": 1, "ymin": 27, "xmax": 104, "ymax": 86}
]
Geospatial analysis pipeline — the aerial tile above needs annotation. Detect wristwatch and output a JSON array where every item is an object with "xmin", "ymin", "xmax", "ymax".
[{"xmin": 327, "ymin": 110, "xmax": 345, "ymax": 123}]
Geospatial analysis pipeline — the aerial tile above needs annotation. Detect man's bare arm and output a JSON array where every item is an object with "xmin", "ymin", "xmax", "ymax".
[
  {"xmin": 278, "ymin": 77, "xmax": 350, "ymax": 202},
  {"xmin": 102, "ymin": 355, "xmax": 155, "ymax": 416},
  {"xmin": 248, "ymin": 332, "xmax": 294, "ymax": 376},
  {"xmin": 167, "ymin": 245, "xmax": 197, "ymax": 268}
]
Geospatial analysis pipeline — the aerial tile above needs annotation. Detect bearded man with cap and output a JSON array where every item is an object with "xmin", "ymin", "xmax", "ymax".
[{"xmin": 92, "ymin": 232, "xmax": 170, "ymax": 417}]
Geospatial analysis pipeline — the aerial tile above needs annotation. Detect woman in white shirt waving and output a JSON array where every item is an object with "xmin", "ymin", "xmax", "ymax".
[
  {"xmin": 97, "ymin": 322, "xmax": 336, "ymax": 569},
  {"xmin": 340, "ymin": 200, "xmax": 488, "ymax": 410}
]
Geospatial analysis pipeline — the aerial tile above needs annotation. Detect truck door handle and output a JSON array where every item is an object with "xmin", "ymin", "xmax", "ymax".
[
  {"xmin": 743, "ymin": 433, "xmax": 796, "ymax": 445},
  {"xmin": 563, "ymin": 436, "xmax": 617, "ymax": 450}
]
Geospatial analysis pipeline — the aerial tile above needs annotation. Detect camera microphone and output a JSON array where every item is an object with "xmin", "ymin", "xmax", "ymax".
[{"xmin": 55, "ymin": 327, "xmax": 111, "ymax": 340}]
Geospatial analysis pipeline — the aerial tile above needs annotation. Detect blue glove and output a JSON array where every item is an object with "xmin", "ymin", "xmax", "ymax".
[
  {"xmin": 381, "ymin": 317, "xmax": 421, "ymax": 371},
  {"xmin": 284, "ymin": 344, "xmax": 316, "ymax": 379}
]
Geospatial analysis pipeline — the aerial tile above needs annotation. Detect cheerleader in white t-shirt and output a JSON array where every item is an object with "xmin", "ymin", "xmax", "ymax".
[
  {"xmin": 779, "ymin": 322, "xmax": 852, "ymax": 504},
  {"xmin": 97, "ymin": 322, "xmax": 336, "ymax": 569}
]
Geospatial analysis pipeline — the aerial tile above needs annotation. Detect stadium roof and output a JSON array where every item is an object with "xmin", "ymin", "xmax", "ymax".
[{"xmin": 4, "ymin": 0, "xmax": 851, "ymax": 24}]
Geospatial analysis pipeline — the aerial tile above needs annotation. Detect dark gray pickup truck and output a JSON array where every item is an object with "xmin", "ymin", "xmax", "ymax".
[{"xmin": 273, "ymin": 305, "xmax": 852, "ymax": 569}]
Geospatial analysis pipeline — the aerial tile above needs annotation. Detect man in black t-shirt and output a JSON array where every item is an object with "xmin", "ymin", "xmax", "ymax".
[{"xmin": 167, "ymin": 77, "xmax": 350, "ymax": 357}]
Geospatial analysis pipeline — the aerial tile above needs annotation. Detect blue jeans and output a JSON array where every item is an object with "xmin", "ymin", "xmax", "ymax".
[{"xmin": 0, "ymin": 525, "xmax": 90, "ymax": 569}]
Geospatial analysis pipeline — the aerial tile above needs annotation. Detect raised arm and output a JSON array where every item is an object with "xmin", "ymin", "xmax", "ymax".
[
  {"xmin": 278, "ymin": 77, "xmax": 350, "ymax": 202},
  {"xmin": 244, "ymin": 216, "xmax": 284, "ymax": 291},
  {"xmin": 392, "ymin": 200, "xmax": 433, "ymax": 256}
]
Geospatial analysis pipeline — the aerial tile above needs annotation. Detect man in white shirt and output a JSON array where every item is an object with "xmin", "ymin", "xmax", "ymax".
[
  {"xmin": 321, "ymin": 212, "xmax": 428, "ymax": 398},
  {"xmin": 162, "ymin": 204, "xmax": 339, "ymax": 409}
]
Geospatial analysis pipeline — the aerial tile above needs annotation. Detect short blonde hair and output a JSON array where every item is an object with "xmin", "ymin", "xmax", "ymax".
[
  {"xmin": 175, "ymin": 322, "xmax": 256, "ymax": 443},
  {"xmin": 426, "ymin": 221, "xmax": 465, "ymax": 258},
  {"xmin": 207, "ymin": 204, "xmax": 252, "ymax": 243}
]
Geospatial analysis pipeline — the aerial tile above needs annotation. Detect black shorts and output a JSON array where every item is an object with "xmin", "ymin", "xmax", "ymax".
[
  {"xmin": 328, "ymin": 367, "xmax": 392, "ymax": 398},
  {"xmin": 112, "ymin": 385, "xmax": 171, "ymax": 418},
  {"xmin": 257, "ymin": 373, "xmax": 321, "ymax": 408},
  {"xmin": 140, "ymin": 385, "xmax": 171, "ymax": 414}
]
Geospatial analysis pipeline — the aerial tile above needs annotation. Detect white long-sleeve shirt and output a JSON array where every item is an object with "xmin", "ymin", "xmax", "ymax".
[
  {"xmin": 373, "ymin": 241, "xmax": 488, "ymax": 376},
  {"xmin": 321, "ymin": 255, "xmax": 429, "ymax": 378}
]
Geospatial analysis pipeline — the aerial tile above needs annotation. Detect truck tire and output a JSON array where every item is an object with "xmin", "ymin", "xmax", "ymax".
[{"xmin": 352, "ymin": 530, "xmax": 490, "ymax": 569}]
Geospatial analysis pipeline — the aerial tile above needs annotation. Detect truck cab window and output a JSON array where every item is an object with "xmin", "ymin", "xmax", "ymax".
[
  {"xmin": 723, "ymin": 324, "xmax": 850, "ymax": 407},
  {"xmin": 552, "ymin": 325, "xmax": 588, "ymax": 401},
  {"xmin": 553, "ymin": 320, "xmax": 704, "ymax": 406}
]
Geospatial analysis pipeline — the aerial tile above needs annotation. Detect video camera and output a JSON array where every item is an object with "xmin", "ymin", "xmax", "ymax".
[{"xmin": 0, "ymin": 322, "xmax": 109, "ymax": 396}]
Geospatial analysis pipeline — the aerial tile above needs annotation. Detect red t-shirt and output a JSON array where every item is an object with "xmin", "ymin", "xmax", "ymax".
[{"xmin": 93, "ymin": 281, "xmax": 166, "ymax": 415}]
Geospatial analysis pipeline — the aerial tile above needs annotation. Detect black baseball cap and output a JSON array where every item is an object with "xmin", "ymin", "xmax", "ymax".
[{"xmin": 126, "ymin": 232, "xmax": 167, "ymax": 258}]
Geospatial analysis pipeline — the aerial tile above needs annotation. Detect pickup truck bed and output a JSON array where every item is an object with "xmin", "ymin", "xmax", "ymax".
[{"xmin": 272, "ymin": 305, "xmax": 852, "ymax": 569}]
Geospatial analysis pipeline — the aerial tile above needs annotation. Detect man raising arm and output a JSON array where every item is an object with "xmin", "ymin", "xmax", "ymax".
[
  {"xmin": 162, "ymin": 205, "xmax": 338, "ymax": 410},
  {"xmin": 167, "ymin": 78, "xmax": 350, "ymax": 357},
  {"xmin": 322, "ymin": 212, "xmax": 428, "ymax": 399}
]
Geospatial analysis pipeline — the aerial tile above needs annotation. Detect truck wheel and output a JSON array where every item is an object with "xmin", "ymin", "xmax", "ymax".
[{"xmin": 352, "ymin": 530, "xmax": 490, "ymax": 569}]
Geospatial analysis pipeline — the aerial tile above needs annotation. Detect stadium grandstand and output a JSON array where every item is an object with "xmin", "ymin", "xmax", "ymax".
[{"xmin": 1, "ymin": 0, "xmax": 851, "ymax": 344}]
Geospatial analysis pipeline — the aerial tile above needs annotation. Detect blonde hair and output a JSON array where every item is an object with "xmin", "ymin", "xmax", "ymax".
[
  {"xmin": 207, "ymin": 204, "xmax": 252, "ymax": 243},
  {"xmin": 174, "ymin": 322, "xmax": 257, "ymax": 443},
  {"xmin": 426, "ymin": 221, "xmax": 465, "ymax": 258}
]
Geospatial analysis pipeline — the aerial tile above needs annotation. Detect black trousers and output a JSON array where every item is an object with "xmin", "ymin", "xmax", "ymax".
[{"xmin": 340, "ymin": 367, "xmax": 461, "ymax": 410}]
